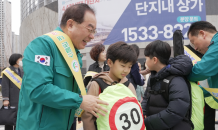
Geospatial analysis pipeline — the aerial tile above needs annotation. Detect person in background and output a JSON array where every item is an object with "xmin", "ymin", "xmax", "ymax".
[
  {"xmin": 88, "ymin": 44, "xmax": 109, "ymax": 73},
  {"xmin": 2, "ymin": 53, "xmax": 23, "ymax": 130},
  {"xmin": 135, "ymin": 62, "xmax": 145, "ymax": 103},
  {"xmin": 140, "ymin": 61, "xmax": 150, "ymax": 91},
  {"xmin": 84, "ymin": 44, "xmax": 110, "ymax": 87},
  {"xmin": 187, "ymin": 21, "xmax": 218, "ymax": 130},
  {"xmin": 0, "ymin": 67, "xmax": 6, "ymax": 86},
  {"xmin": 126, "ymin": 44, "xmax": 144, "ymax": 89}
]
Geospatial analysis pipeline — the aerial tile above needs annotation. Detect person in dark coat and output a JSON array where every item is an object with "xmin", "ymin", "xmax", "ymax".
[
  {"xmin": 142, "ymin": 40, "xmax": 193, "ymax": 130},
  {"xmin": 126, "ymin": 44, "xmax": 145, "ymax": 89},
  {"xmin": 2, "ymin": 53, "xmax": 23, "ymax": 130},
  {"xmin": 88, "ymin": 44, "xmax": 109, "ymax": 73},
  {"xmin": 84, "ymin": 44, "xmax": 109, "ymax": 87}
]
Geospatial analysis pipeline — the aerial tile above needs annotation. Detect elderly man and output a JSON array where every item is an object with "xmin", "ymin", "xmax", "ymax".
[
  {"xmin": 187, "ymin": 21, "xmax": 218, "ymax": 130},
  {"xmin": 16, "ymin": 4, "xmax": 108, "ymax": 130}
]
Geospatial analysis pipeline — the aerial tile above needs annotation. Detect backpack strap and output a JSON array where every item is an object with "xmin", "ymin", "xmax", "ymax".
[
  {"xmin": 161, "ymin": 75, "xmax": 194, "ymax": 129},
  {"xmin": 182, "ymin": 76, "xmax": 194, "ymax": 129},
  {"xmin": 123, "ymin": 80, "xmax": 130, "ymax": 87},
  {"xmin": 92, "ymin": 78, "xmax": 129, "ymax": 94},
  {"xmin": 161, "ymin": 75, "xmax": 177, "ymax": 102},
  {"xmin": 92, "ymin": 78, "xmax": 109, "ymax": 94}
]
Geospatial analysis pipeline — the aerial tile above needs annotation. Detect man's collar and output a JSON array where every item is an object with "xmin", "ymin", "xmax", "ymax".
[
  {"xmin": 55, "ymin": 26, "xmax": 63, "ymax": 32},
  {"xmin": 208, "ymin": 32, "xmax": 218, "ymax": 48},
  {"xmin": 208, "ymin": 41, "xmax": 214, "ymax": 48},
  {"xmin": 75, "ymin": 48, "xmax": 80, "ymax": 54}
]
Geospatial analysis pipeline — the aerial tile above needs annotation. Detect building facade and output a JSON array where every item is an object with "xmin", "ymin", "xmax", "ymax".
[
  {"xmin": 20, "ymin": 0, "xmax": 218, "ymax": 76},
  {"xmin": 21, "ymin": 0, "xmax": 57, "ymax": 22},
  {"xmin": 0, "ymin": 0, "xmax": 12, "ymax": 70},
  {"xmin": 81, "ymin": 0, "xmax": 218, "ymax": 74},
  {"xmin": 20, "ymin": 0, "xmax": 58, "ymax": 54},
  {"xmin": 12, "ymin": 32, "xmax": 20, "ymax": 53}
]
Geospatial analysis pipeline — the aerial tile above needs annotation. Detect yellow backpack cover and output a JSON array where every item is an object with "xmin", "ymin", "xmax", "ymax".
[{"xmin": 96, "ymin": 83, "xmax": 146, "ymax": 130}]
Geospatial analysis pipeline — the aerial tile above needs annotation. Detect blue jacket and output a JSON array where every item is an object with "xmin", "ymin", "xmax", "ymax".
[
  {"xmin": 188, "ymin": 32, "xmax": 218, "ymax": 97},
  {"xmin": 127, "ymin": 62, "xmax": 145, "ymax": 89}
]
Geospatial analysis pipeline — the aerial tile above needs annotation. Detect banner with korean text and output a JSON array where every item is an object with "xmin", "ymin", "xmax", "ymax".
[{"xmin": 58, "ymin": 0, "xmax": 206, "ymax": 46}]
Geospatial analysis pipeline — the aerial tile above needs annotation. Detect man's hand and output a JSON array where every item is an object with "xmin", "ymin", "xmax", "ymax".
[
  {"xmin": 3, "ymin": 100, "xmax": 9, "ymax": 107},
  {"xmin": 144, "ymin": 115, "xmax": 147, "ymax": 118},
  {"xmin": 80, "ymin": 95, "xmax": 108, "ymax": 118}
]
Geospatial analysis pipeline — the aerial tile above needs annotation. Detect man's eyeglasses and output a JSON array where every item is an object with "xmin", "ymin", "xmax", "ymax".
[{"xmin": 81, "ymin": 24, "xmax": 97, "ymax": 35}]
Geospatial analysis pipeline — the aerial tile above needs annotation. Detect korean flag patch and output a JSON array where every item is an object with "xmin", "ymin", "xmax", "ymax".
[{"xmin": 35, "ymin": 55, "xmax": 50, "ymax": 66}]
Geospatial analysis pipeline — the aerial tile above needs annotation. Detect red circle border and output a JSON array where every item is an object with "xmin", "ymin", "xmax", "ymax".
[{"xmin": 109, "ymin": 97, "xmax": 145, "ymax": 130}]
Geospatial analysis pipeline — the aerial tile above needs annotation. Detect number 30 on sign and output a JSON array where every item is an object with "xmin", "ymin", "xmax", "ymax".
[{"xmin": 109, "ymin": 97, "xmax": 145, "ymax": 130}]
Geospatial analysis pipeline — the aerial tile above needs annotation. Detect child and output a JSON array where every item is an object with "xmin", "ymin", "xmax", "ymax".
[
  {"xmin": 82, "ymin": 41, "xmax": 137, "ymax": 130},
  {"xmin": 141, "ymin": 40, "xmax": 193, "ymax": 130}
]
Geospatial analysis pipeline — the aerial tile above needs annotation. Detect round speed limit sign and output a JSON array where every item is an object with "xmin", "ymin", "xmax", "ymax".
[{"xmin": 109, "ymin": 97, "xmax": 145, "ymax": 130}]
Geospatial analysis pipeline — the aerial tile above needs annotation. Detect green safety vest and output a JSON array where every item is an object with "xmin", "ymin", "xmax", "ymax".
[
  {"xmin": 96, "ymin": 84, "xmax": 146, "ymax": 130},
  {"xmin": 185, "ymin": 46, "xmax": 218, "ymax": 109},
  {"xmin": 190, "ymin": 82, "xmax": 204, "ymax": 130}
]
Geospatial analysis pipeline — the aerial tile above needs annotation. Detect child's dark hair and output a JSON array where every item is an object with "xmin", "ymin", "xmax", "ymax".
[
  {"xmin": 131, "ymin": 44, "xmax": 140, "ymax": 57},
  {"xmin": 144, "ymin": 40, "xmax": 171, "ymax": 65},
  {"xmin": 107, "ymin": 41, "xmax": 137, "ymax": 64}
]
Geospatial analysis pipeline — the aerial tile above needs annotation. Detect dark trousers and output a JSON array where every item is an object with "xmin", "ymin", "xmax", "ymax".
[
  {"xmin": 70, "ymin": 117, "xmax": 77, "ymax": 130},
  {"xmin": 204, "ymin": 102, "xmax": 216, "ymax": 130},
  {"xmin": 5, "ymin": 125, "xmax": 14, "ymax": 130}
]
